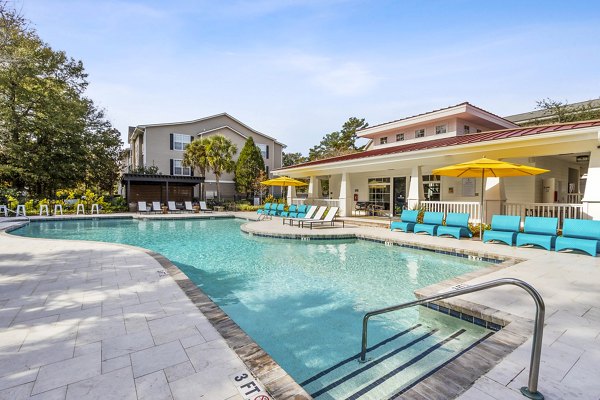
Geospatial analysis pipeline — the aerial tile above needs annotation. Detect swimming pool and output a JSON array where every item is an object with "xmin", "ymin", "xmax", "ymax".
[{"xmin": 13, "ymin": 218, "xmax": 493, "ymax": 399}]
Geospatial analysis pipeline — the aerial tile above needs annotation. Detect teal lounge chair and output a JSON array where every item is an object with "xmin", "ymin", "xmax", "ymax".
[
  {"xmin": 516, "ymin": 217, "xmax": 558, "ymax": 250},
  {"xmin": 290, "ymin": 204, "xmax": 308, "ymax": 218},
  {"xmin": 257, "ymin": 202, "xmax": 271, "ymax": 215},
  {"xmin": 280, "ymin": 204, "xmax": 297, "ymax": 217},
  {"xmin": 390, "ymin": 210, "xmax": 419, "ymax": 232},
  {"xmin": 414, "ymin": 212, "xmax": 444, "ymax": 236},
  {"xmin": 483, "ymin": 215, "xmax": 521, "ymax": 246},
  {"xmin": 555, "ymin": 219, "xmax": 600, "ymax": 256},
  {"xmin": 269, "ymin": 203, "xmax": 285, "ymax": 216},
  {"xmin": 437, "ymin": 213, "xmax": 473, "ymax": 239}
]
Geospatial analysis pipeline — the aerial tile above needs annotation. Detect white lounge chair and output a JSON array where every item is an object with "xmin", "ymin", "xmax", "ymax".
[
  {"xmin": 301, "ymin": 206, "xmax": 345, "ymax": 229},
  {"xmin": 184, "ymin": 201, "xmax": 195, "ymax": 213},
  {"xmin": 290, "ymin": 206, "xmax": 327, "ymax": 227},
  {"xmin": 167, "ymin": 201, "xmax": 180, "ymax": 213},
  {"xmin": 138, "ymin": 201, "xmax": 150, "ymax": 213},
  {"xmin": 282, "ymin": 205, "xmax": 318, "ymax": 226},
  {"xmin": 152, "ymin": 201, "xmax": 162, "ymax": 213},
  {"xmin": 199, "ymin": 201, "xmax": 212, "ymax": 213}
]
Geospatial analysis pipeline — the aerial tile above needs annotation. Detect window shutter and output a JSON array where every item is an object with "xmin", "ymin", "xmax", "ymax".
[
  {"xmin": 190, "ymin": 136, "xmax": 194, "ymax": 142},
  {"xmin": 170, "ymin": 159, "xmax": 174, "ymax": 175},
  {"xmin": 170, "ymin": 134, "xmax": 174, "ymax": 150},
  {"xmin": 190, "ymin": 166, "xmax": 194, "ymax": 177},
  {"xmin": 266, "ymin": 145, "xmax": 269, "ymax": 159}
]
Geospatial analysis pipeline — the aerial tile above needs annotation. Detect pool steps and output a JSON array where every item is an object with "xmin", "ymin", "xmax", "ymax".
[{"xmin": 302, "ymin": 322, "xmax": 493, "ymax": 399}]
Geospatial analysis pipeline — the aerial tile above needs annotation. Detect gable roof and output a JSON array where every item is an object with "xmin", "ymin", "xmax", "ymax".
[
  {"xmin": 359, "ymin": 102, "xmax": 518, "ymax": 135},
  {"xmin": 278, "ymin": 119, "xmax": 600, "ymax": 170},
  {"xmin": 133, "ymin": 112, "xmax": 285, "ymax": 146}
]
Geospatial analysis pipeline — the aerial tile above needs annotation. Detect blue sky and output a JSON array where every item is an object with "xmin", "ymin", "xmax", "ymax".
[{"xmin": 19, "ymin": 0, "xmax": 600, "ymax": 153}]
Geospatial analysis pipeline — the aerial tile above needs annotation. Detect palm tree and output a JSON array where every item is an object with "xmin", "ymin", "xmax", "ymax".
[
  {"xmin": 205, "ymin": 135, "xmax": 237, "ymax": 201},
  {"xmin": 183, "ymin": 137, "xmax": 210, "ymax": 200}
]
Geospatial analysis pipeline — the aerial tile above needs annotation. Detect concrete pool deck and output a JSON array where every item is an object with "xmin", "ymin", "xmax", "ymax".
[{"xmin": 0, "ymin": 213, "xmax": 599, "ymax": 399}]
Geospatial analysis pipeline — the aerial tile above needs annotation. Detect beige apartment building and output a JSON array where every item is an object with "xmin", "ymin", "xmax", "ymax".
[{"xmin": 122, "ymin": 113, "xmax": 285, "ymax": 204}]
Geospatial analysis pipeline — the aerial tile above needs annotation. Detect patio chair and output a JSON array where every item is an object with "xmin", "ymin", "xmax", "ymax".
[
  {"xmin": 390, "ymin": 210, "xmax": 419, "ymax": 233},
  {"xmin": 0, "ymin": 205, "xmax": 7, "ymax": 217},
  {"xmin": 301, "ymin": 206, "xmax": 345, "ymax": 229},
  {"xmin": 282, "ymin": 205, "xmax": 320, "ymax": 226},
  {"xmin": 414, "ymin": 212, "xmax": 444, "ymax": 236},
  {"xmin": 516, "ymin": 217, "xmax": 558, "ymax": 250},
  {"xmin": 184, "ymin": 201, "xmax": 195, "ymax": 213},
  {"xmin": 256, "ymin": 202, "xmax": 271, "ymax": 215},
  {"xmin": 290, "ymin": 204, "xmax": 308, "ymax": 218},
  {"xmin": 437, "ymin": 212, "xmax": 473, "ymax": 239},
  {"xmin": 199, "ymin": 201, "xmax": 212, "ymax": 213},
  {"xmin": 138, "ymin": 201, "xmax": 150, "ymax": 213},
  {"xmin": 280, "ymin": 204, "xmax": 297, "ymax": 217},
  {"xmin": 555, "ymin": 219, "xmax": 600, "ymax": 256},
  {"xmin": 269, "ymin": 203, "xmax": 285, "ymax": 216},
  {"xmin": 483, "ymin": 215, "xmax": 521, "ymax": 246},
  {"xmin": 167, "ymin": 201, "xmax": 181, "ymax": 213},
  {"xmin": 152, "ymin": 201, "xmax": 162, "ymax": 213}
]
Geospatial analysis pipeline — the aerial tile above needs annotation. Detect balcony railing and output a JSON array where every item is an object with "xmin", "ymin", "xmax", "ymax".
[
  {"xmin": 503, "ymin": 202, "xmax": 587, "ymax": 227},
  {"xmin": 420, "ymin": 201, "xmax": 481, "ymax": 222},
  {"xmin": 289, "ymin": 198, "xmax": 340, "ymax": 208}
]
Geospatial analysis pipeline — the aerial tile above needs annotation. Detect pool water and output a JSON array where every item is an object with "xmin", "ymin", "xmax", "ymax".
[{"xmin": 13, "ymin": 218, "xmax": 492, "ymax": 399}]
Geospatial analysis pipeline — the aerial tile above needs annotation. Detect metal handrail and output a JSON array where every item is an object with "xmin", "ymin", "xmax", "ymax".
[{"xmin": 359, "ymin": 278, "xmax": 545, "ymax": 400}]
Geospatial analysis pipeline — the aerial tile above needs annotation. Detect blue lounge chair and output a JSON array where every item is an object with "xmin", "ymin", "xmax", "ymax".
[
  {"xmin": 437, "ymin": 213, "xmax": 473, "ymax": 239},
  {"xmin": 516, "ymin": 217, "xmax": 558, "ymax": 250},
  {"xmin": 555, "ymin": 219, "xmax": 600, "ymax": 256},
  {"xmin": 290, "ymin": 204, "xmax": 308, "ymax": 218},
  {"xmin": 390, "ymin": 210, "xmax": 419, "ymax": 232},
  {"xmin": 414, "ymin": 212, "xmax": 444, "ymax": 236},
  {"xmin": 269, "ymin": 203, "xmax": 285, "ymax": 216},
  {"xmin": 256, "ymin": 202, "xmax": 271, "ymax": 215},
  {"xmin": 483, "ymin": 215, "xmax": 521, "ymax": 246},
  {"xmin": 280, "ymin": 204, "xmax": 297, "ymax": 217}
]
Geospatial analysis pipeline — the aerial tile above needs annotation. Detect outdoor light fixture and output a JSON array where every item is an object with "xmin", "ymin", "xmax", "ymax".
[{"xmin": 576, "ymin": 155, "xmax": 589, "ymax": 162}]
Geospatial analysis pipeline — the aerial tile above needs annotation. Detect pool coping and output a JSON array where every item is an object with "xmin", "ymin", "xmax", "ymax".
[{"xmin": 4, "ymin": 216, "xmax": 535, "ymax": 400}]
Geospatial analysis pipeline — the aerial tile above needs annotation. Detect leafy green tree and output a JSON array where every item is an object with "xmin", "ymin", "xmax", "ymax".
[
  {"xmin": 0, "ymin": 3, "xmax": 122, "ymax": 197},
  {"xmin": 205, "ymin": 135, "xmax": 237, "ymax": 201},
  {"xmin": 519, "ymin": 98, "xmax": 600, "ymax": 126},
  {"xmin": 308, "ymin": 117, "xmax": 368, "ymax": 160},
  {"xmin": 234, "ymin": 136, "xmax": 265, "ymax": 199},
  {"xmin": 183, "ymin": 137, "xmax": 210, "ymax": 200},
  {"xmin": 282, "ymin": 152, "xmax": 307, "ymax": 167}
]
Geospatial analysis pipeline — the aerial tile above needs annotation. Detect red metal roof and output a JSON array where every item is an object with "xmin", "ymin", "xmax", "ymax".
[{"xmin": 281, "ymin": 120, "xmax": 600, "ymax": 170}]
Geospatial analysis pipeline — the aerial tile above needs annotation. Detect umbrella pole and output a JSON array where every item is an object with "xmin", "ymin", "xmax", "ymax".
[{"xmin": 480, "ymin": 171, "xmax": 484, "ymax": 241}]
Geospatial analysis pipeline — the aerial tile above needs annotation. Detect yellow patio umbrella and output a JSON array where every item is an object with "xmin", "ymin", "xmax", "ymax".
[
  {"xmin": 260, "ymin": 176, "xmax": 309, "ymax": 187},
  {"xmin": 260, "ymin": 176, "xmax": 308, "ymax": 201},
  {"xmin": 432, "ymin": 157, "xmax": 549, "ymax": 238}
]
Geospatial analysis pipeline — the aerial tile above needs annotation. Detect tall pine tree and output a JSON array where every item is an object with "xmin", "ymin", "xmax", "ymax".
[{"xmin": 234, "ymin": 137, "xmax": 265, "ymax": 199}]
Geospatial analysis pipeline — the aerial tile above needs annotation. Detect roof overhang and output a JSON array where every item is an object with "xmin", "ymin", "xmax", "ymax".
[
  {"xmin": 121, "ymin": 174, "xmax": 204, "ymax": 185},
  {"xmin": 276, "ymin": 126, "xmax": 599, "ymax": 177}
]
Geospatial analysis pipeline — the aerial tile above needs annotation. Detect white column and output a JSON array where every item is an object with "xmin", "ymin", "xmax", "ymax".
[
  {"xmin": 307, "ymin": 176, "xmax": 319, "ymax": 200},
  {"xmin": 339, "ymin": 172, "xmax": 352, "ymax": 217},
  {"xmin": 484, "ymin": 177, "xmax": 506, "ymax": 223},
  {"xmin": 582, "ymin": 146, "xmax": 600, "ymax": 220},
  {"xmin": 286, "ymin": 185, "xmax": 295, "ymax": 205},
  {"xmin": 407, "ymin": 166, "xmax": 424, "ymax": 209}
]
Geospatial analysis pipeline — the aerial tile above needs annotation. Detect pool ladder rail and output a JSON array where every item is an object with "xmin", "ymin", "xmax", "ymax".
[{"xmin": 359, "ymin": 278, "xmax": 545, "ymax": 400}]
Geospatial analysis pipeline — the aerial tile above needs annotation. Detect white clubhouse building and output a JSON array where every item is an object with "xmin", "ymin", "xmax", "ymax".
[{"xmin": 275, "ymin": 102, "xmax": 600, "ymax": 225}]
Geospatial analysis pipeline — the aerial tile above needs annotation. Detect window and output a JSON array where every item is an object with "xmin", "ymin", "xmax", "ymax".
[
  {"xmin": 435, "ymin": 124, "xmax": 447, "ymax": 134},
  {"xmin": 415, "ymin": 128, "xmax": 425, "ymax": 138},
  {"xmin": 380, "ymin": 137, "xmax": 388, "ymax": 145},
  {"xmin": 422, "ymin": 174, "xmax": 441, "ymax": 201},
  {"xmin": 173, "ymin": 134, "xmax": 191, "ymax": 150},
  {"xmin": 476, "ymin": 129, "xmax": 482, "ymax": 133},
  {"xmin": 396, "ymin": 133, "xmax": 404, "ymax": 141},
  {"xmin": 368, "ymin": 178, "xmax": 391, "ymax": 211},
  {"xmin": 173, "ymin": 159, "xmax": 191, "ymax": 176},
  {"xmin": 256, "ymin": 143, "xmax": 269, "ymax": 159},
  {"xmin": 464, "ymin": 125, "xmax": 470, "ymax": 134}
]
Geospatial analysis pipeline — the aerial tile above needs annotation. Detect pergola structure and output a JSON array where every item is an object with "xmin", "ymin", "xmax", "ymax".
[{"xmin": 121, "ymin": 173, "xmax": 204, "ymax": 205}]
